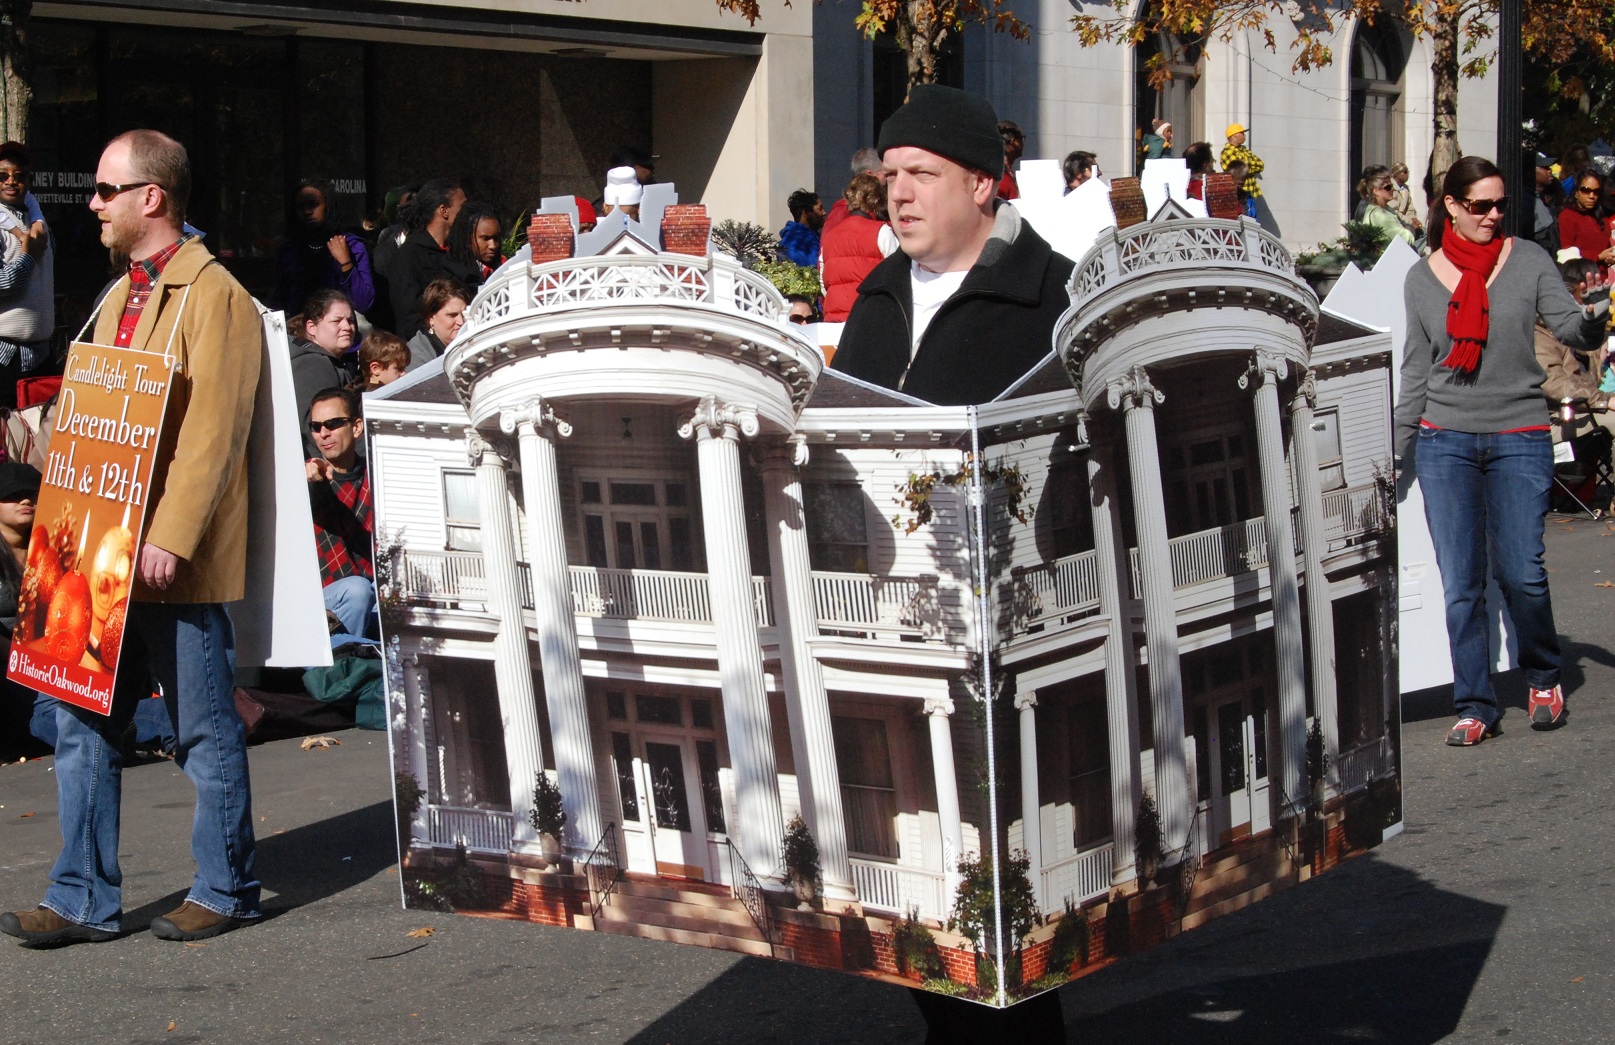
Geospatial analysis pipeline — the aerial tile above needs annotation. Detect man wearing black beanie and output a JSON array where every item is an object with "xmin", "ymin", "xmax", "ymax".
[{"xmin": 831, "ymin": 84, "xmax": 1074, "ymax": 405}]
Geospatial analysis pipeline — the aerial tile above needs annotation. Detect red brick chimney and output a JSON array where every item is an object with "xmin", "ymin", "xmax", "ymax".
[
  {"xmin": 1204, "ymin": 173, "xmax": 1242, "ymax": 220},
  {"xmin": 528, "ymin": 212, "xmax": 575, "ymax": 264},
  {"xmin": 660, "ymin": 204, "xmax": 711, "ymax": 256}
]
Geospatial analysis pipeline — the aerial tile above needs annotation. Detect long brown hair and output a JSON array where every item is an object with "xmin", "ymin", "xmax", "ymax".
[{"xmin": 1426, "ymin": 155, "xmax": 1503, "ymax": 251}]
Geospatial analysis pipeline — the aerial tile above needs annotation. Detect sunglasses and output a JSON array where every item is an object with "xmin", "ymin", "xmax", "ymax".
[
  {"xmin": 93, "ymin": 181, "xmax": 157, "ymax": 202},
  {"xmin": 1454, "ymin": 196, "xmax": 1508, "ymax": 216},
  {"xmin": 1577, "ymin": 186, "xmax": 1602, "ymax": 195},
  {"xmin": 788, "ymin": 314, "xmax": 815, "ymax": 325},
  {"xmin": 308, "ymin": 416, "xmax": 356, "ymax": 433},
  {"xmin": 0, "ymin": 171, "xmax": 27, "ymax": 185}
]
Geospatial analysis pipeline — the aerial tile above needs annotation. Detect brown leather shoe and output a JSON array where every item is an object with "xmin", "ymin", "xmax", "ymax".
[
  {"xmin": 0, "ymin": 906, "xmax": 118, "ymax": 947},
  {"xmin": 149, "ymin": 900, "xmax": 249, "ymax": 942}
]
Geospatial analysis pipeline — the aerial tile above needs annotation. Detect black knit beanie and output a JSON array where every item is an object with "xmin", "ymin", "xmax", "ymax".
[{"xmin": 877, "ymin": 85, "xmax": 1004, "ymax": 176}]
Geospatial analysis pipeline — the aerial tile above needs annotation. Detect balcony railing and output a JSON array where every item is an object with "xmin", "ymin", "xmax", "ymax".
[
  {"xmin": 849, "ymin": 858, "xmax": 948, "ymax": 923},
  {"xmin": 425, "ymin": 804, "xmax": 515, "ymax": 854},
  {"xmin": 398, "ymin": 550, "xmax": 532, "ymax": 610},
  {"xmin": 569, "ymin": 565, "xmax": 772, "ymax": 627},
  {"xmin": 1003, "ymin": 549, "xmax": 1102, "ymax": 638},
  {"xmin": 1129, "ymin": 516, "xmax": 1272, "ymax": 593},
  {"xmin": 1071, "ymin": 218, "xmax": 1296, "ymax": 308},
  {"xmin": 1321, "ymin": 482, "xmax": 1390, "ymax": 548},
  {"xmin": 811, "ymin": 571, "xmax": 945, "ymax": 641},
  {"xmin": 1335, "ymin": 735, "xmax": 1395, "ymax": 795},
  {"xmin": 1040, "ymin": 844, "xmax": 1114, "ymax": 913}
]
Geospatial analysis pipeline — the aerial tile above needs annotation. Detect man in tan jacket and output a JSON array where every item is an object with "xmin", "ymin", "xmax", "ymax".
[{"xmin": 1, "ymin": 130, "xmax": 263, "ymax": 947}]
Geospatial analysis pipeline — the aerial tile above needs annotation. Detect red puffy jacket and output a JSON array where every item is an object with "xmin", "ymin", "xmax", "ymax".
[{"xmin": 820, "ymin": 211, "xmax": 887, "ymax": 322}]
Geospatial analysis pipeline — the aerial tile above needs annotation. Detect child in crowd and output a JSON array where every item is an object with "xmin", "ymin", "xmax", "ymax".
[{"xmin": 356, "ymin": 331, "xmax": 411, "ymax": 391}]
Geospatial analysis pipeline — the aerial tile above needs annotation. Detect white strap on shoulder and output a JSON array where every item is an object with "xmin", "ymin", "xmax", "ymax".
[
  {"xmin": 76, "ymin": 275, "xmax": 130, "ymax": 342},
  {"xmin": 162, "ymin": 285, "xmax": 191, "ymax": 371}
]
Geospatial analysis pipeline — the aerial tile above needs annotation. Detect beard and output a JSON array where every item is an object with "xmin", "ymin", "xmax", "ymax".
[{"xmin": 99, "ymin": 214, "xmax": 140, "ymax": 256}]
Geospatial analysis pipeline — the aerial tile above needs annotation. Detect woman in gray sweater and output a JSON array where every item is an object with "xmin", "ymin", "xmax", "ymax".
[{"xmin": 1395, "ymin": 156, "xmax": 1609, "ymax": 746}]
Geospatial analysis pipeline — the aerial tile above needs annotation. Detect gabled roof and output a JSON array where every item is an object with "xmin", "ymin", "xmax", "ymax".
[
  {"xmin": 1314, "ymin": 310, "xmax": 1383, "ymax": 345},
  {"xmin": 805, "ymin": 367, "xmax": 934, "ymax": 409},
  {"xmin": 365, "ymin": 356, "xmax": 461, "ymax": 406},
  {"xmin": 993, "ymin": 351, "xmax": 1070, "ymax": 400},
  {"xmin": 1147, "ymin": 197, "xmax": 1199, "ymax": 223}
]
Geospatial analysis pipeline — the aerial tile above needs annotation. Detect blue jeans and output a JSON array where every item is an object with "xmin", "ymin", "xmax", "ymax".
[
  {"xmin": 44, "ymin": 603, "xmax": 259, "ymax": 932},
  {"xmin": 1417, "ymin": 426, "xmax": 1561, "ymax": 727},
  {"xmin": 323, "ymin": 574, "xmax": 376, "ymax": 640}
]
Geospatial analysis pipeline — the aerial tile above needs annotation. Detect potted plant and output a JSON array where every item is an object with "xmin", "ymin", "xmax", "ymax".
[
  {"xmin": 1135, "ymin": 792, "xmax": 1163, "ymax": 884},
  {"xmin": 891, "ymin": 908, "xmax": 944, "ymax": 981},
  {"xmin": 529, "ymin": 771, "xmax": 568, "ymax": 865},
  {"xmin": 780, "ymin": 813, "xmax": 822, "ymax": 909},
  {"xmin": 1047, "ymin": 897, "xmax": 1091, "ymax": 974},
  {"xmin": 947, "ymin": 849, "xmax": 1042, "ymax": 999}
]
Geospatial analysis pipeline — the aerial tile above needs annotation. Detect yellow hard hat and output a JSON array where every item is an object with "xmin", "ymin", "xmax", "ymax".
[{"xmin": 1226, "ymin": 123, "xmax": 1248, "ymax": 139}]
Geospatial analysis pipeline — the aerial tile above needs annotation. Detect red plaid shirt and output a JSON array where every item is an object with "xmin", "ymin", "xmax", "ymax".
[
  {"xmin": 115, "ymin": 235, "xmax": 192, "ymax": 348},
  {"xmin": 310, "ymin": 459, "xmax": 373, "ymax": 585}
]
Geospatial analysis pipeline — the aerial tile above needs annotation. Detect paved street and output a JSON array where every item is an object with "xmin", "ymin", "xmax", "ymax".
[{"xmin": 2, "ymin": 515, "xmax": 1613, "ymax": 1045}]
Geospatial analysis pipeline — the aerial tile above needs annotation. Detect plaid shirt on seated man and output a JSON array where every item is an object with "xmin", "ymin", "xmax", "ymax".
[{"xmin": 310, "ymin": 458, "xmax": 372, "ymax": 585}]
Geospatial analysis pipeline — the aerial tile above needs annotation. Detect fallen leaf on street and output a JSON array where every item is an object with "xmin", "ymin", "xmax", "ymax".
[
  {"xmin": 19, "ymin": 812, "xmax": 33, "ymax": 818},
  {"xmin": 405, "ymin": 927, "xmax": 435, "ymax": 938},
  {"xmin": 300, "ymin": 736, "xmax": 341, "ymax": 750},
  {"xmin": 1572, "ymin": 976, "xmax": 1584, "ymax": 982},
  {"xmin": 167, "ymin": 1021, "xmax": 176, "ymax": 1032},
  {"xmin": 1597, "ymin": 582, "xmax": 1615, "ymax": 588},
  {"xmin": 184, "ymin": 942, "xmax": 208, "ymax": 948}
]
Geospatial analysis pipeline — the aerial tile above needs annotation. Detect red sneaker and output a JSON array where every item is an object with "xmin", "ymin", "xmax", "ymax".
[
  {"xmin": 1445, "ymin": 717, "xmax": 1495, "ymax": 747},
  {"xmin": 1527, "ymin": 685, "xmax": 1566, "ymax": 728}
]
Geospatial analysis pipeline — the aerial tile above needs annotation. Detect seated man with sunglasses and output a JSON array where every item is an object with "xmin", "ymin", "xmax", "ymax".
[{"xmin": 306, "ymin": 387, "xmax": 375, "ymax": 640}]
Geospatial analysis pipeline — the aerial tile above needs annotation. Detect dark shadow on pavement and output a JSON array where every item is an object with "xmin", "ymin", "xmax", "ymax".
[
  {"xmin": 126, "ymin": 799, "xmax": 396, "ymax": 930},
  {"xmin": 624, "ymin": 857, "xmax": 1503, "ymax": 1045}
]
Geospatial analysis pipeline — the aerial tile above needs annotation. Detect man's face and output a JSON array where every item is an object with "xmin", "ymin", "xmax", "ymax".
[
  {"xmin": 1536, "ymin": 165, "xmax": 1553, "ymax": 188},
  {"xmin": 89, "ymin": 140, "xmax": 156, "ymax": 255},
  {"xmin": 309, "ymin": 398, "xmax": 361, "ymax": 464},
  {"xmin": 883, "ymin": 146, "xmax": 996, "ymax": 272},
  {"xmin": 1004, "ymin": 135, "xmax": 1024, "ymax": 164},
  {"xmin": 473, "ymin": 216, "xmax": 501, "ymax": 265},
  {"xmin": 806, "ymin": 199, "xmax": 827, "ymax": 232},
  {"xmin": 1230, "ymin": 131, "xmax": 1247, "ymax": 147},
  {"xmin": 0, "ymin": 159, "xmax": 28, "ymax": 208}
]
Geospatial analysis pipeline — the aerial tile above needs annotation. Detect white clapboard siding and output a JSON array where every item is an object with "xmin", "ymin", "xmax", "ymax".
[
  {"xmin": 1318, "ymin": 369, "xmax": 1393, "ymax": 489},
  {"xmin": 372, "ymin": 435, "xmax": 466, "ymax": 549}
]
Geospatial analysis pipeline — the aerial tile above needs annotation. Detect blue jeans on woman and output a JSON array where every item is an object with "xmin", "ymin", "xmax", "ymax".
[
  {"xmin": 43, "ymin": 603, "xmax": 260, "ymax": 933},
  {"xmin": 1416, "ymin": 426, "xmax": 1561, "ymax": 728}
]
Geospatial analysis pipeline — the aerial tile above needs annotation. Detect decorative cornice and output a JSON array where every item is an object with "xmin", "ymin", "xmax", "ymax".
[
  {"xmin": 499, "ymin": 397, "xmax": 574, "ymax": 439},
  {"xmin": 678, "ymin": 394, "xmax": 760, "ymax": 442},
  {"xmin": 1238, "ymin": 349, "xmax": 1289, "ymax": 390},
  {"xmin": 1106, "ymin": 366, "xmax": 1164, "ymax": 411}
]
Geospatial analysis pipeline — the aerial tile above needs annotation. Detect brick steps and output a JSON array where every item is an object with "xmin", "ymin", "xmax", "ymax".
[{"xmin": 587, "ymin": 873, "xmax": 783, "ymax": 959}]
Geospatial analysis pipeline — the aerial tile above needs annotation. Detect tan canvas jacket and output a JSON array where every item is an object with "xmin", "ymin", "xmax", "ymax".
[{"xmin": 90, "ymin": 237, "xmax": 262, "ymax": 604}]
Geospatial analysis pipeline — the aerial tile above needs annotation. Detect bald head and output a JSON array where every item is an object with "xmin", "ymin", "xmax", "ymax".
[{"xmin": 108, "ymin": 130, "xmax": 190, "ymax": 222}]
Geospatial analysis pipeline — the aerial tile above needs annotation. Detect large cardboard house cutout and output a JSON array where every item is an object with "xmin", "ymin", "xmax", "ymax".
[{"xmin": 371, "ymin": 189, "xmax": 1400, "ymax": 1008}]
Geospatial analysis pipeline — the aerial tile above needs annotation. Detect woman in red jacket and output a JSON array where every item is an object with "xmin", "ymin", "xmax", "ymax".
[
  {"xmin": 1557, "ymin": 169, "xmax": 1615, "ymax": 272},
  {"xmin": 819, "ymin": 173, "xmax": 898, "ymax": 323}
]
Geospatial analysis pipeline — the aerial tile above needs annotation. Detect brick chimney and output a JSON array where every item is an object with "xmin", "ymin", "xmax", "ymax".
[
  {"xmin": 528, "ymin": 212, "xmax": 575, "ymax": 264},
  {"xmin": 1109, "ymin": 177, "xmax": 1148, "ymax": 229},
  {"xmin": 661, "ymin": 204, "xmax": 711, "ymax": 256},
  {"xmin": 1204, "ymin": 173, "xmax": 1242, "ymax": 220}
]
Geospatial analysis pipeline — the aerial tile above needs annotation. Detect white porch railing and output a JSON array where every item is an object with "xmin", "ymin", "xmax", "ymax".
[
  {"xmin": 568, "ymin": 566, "xmax": 772, "ymax": 627},
  {"xmin": 850, "ymin": 858, "xmax": 949, "ymax": 922},
  {"xmin": 1335, "ymin": 735, "xmax": 1395, "ymax": 795},
  {"xmin": 1004, "ymin": 549, "xmax": 1102, "ymax": 638},
  {"xmin": 399, "ymin": 550, "xmax": 532, "ymax": 609},
  {"xmin": 425, "ymin": 804, "xmax": 515, "ymax": 854},
  {"xmin": 1129, "ymin": 516, "xmax": 1272, "ymax": 592},
  {"xmin": 811, "ymin": 572, "xmax": 944, "ymax": 641},
  {"xmin": 1040, "ymin": 845, "xmax": 1114, "ymax": 912},
  {"xmin": 1322, "ymin": 483, "xmax": 1389, "ymax": 548}
]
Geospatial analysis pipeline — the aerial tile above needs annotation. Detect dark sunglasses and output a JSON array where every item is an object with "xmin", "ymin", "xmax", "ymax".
[
  {"xmin": 1454, "ymin": 196, "xmax": 1508, "ymax": 216},
  {"xmin": 93, "ymin": 181, "xmax": 156, "ymax": 202},
  {"xmin": 788, "ymin": 314, "xmax": 815, "ymax": 325},
  {"xmin": 0, "ymin": 171, "xmax": 28, "ymax": 185},
  {"xmin": 308, "ymin": 416, "xmax": 356, "ymax": 433}
]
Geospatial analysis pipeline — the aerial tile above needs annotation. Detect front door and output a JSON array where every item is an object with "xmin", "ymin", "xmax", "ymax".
[
  {"xmin": 1206, "ymin": 694, "xmax": 1272, "ymax": 846},
  {"xmin": 640, "ymin": 734, "xmax": 710, "ymax": 879}
]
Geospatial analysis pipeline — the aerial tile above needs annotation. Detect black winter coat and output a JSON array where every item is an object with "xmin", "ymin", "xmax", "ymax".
[
  {"xmin": 830, "ymin": 217, "xmax": 1075, "ymax": 405},
  {"xmin": 390, "ymin": 229, "xmax": 464, "ymax": 340}
]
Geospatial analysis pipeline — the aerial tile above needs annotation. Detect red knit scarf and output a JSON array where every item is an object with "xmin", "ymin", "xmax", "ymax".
[{"xmin": 1439, "ymin": 233, "xmax": 1507, "ymax": 372}]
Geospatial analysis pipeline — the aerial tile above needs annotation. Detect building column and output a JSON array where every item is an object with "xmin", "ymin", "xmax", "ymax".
[
  {"xmin": 1086, "ymin": 426, "xmax": 1141, "ymax": 887},
  {"xmin": 1015, "ymin": 690, "xmax": 1043, "ymax": 910},
  {"xmin": 1242, "ymin": 352, "xmax": 1309, "ymax": 816},
  {"xmin": 925, "ymin": 695, "xmax": 966, "ymax": 904},
  {"xmin": 679, "ymin": 396, "xmax": 785, "ymax": 880},
  {"xmin": 400, "ymin": 653, "xmax": 432, "ymax": 842},
  {"xmin": 501, "ymin": 399, "xmax": 603, "ymax": 852},
  {"xmin": 1107, "ymin": 366, "xmax": 1190, "ymax": 863},
  {"xmin": 1288, "ymin": 373, "xmax": 1340, "ymax": 793},
  {"xmin": 465, "ymin": 429, "xmax": 545, "ymax": 853},
  {"xmin": 757, "ymin": 437, "xmax": 853, "ymax": 899}
]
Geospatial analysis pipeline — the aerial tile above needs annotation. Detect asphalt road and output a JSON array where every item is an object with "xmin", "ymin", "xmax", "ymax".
[{"xmin": 1, "ymin": 515, "xmax": 1612, "ymax": 1044}]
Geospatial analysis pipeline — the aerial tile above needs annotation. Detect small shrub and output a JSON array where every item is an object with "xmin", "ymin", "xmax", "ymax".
[
  {"xmin": 529, "ymin": 771, "xmax": 568, "ymax": 839},
  {"xmin": 1026, "ymin": 971, "xmax": 1071, "ymax": 993},
  {"xmin": 393, "ymin": 771, "xmax": 425, "ymax": 855},
  {"xmin": 1135, "ymin": 792, "xmax": 1163, "ymax": 876},
  {"xmin": 1047, "ymin": 898, "xmax": 1091, "ymax": 970},
  {"xmin": 711, "ymin": 219, "xmax": 775, "ymax": 267},
  {"xmin": 920, "ymin": 977, "xmax": 971, "ymax": 997},
  {"xmin": 780, "ymin": 814, "xmax": 822, "ymax": 888},
  {"xmin": 405, "ymin": 844, "xmax": 486, "ymax": 912},
  {"xmin": 891, "ymin": 908, "xmax": 944, "ymax": 979},
  {"xmin": 752, "ymin": 260, "xmax": 822, "ymax": 298}
]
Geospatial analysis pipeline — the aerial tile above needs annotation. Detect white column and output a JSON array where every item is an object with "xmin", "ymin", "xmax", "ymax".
[
  {"xmin": 1288, "ymin": 374, "xmax": 1340, "ymax": 793},
  {"xmin": 1243, "ymin": 352, "xmax": 1309, "ymax": 815},
  {"xmin": 679, "ymin": 396, "xmax": 786, "ymax": 880},
  {"xmin": 758, "ymin": 438, "xmax": 853, "ymax": 898},
  {"xmin": 400, "ymin": 653, "xmax": 432, "ymax": 840},
  {"xmin": 466, "ymin": 429, "xmax": 545, "ymax": 853},
  {"xmin": 1086, "ymin": 427, "xmax": 1141, "ymax": 886},
  {"xmin": 925, "ymin": 695, "xmax": 966, "ymax": 903},
  {"xmin": 1108, "ymin": 366, "xmax": 1190, "ymax": 863},
  {"xmin": 1015, "ymin": 690, "xmax": 1043, "ymax": 910},
  {"xmin": 501, "ymin": 399, "xmax": 603, "ymax": 852}
]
